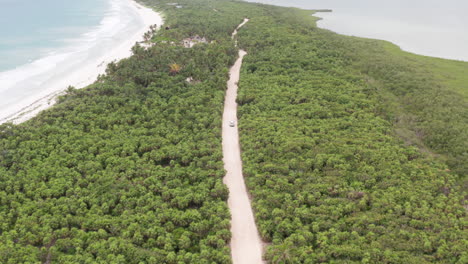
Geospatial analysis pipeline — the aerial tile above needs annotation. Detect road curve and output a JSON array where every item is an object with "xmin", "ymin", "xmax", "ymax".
[
  {"xmin": 223, "ymin": 18, "xmax": 265, "ymax": 264},
  {"xmin": 232, "ymin": 19, "xmax": 250, "ymax": 40}
]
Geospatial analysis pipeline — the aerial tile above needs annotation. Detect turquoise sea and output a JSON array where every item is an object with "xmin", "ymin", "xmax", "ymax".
[
  {"xmin": 245, "ymin": 0, "xmax": 468, "ymax": 61},
  {"xmin": 0, "ymin": 0, "xmax": 110, "ymax": 72},
  {"xmin": 0, "ymin": 0, "xmax": 151, "ymax": 124}
]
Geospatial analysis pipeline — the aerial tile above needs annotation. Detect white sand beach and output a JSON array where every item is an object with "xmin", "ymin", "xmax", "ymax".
[{"xmin": 0, "ymin": 0, "xmax": 163, "ymax": 124}]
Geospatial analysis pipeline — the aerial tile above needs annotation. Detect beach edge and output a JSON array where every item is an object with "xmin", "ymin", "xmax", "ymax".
[{"xmin": 0, "ymin": 0, "xmax": 164, "ymax": 125}]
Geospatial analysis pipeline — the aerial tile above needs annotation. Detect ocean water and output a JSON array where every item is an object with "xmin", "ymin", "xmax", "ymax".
[
  {"xmin": 245, "ymin": 0, "xmax": 468, "ymax": 61},
  {"xmin": 0, "ymin": 0, "xmax": 110, "ymax": 72},
  {"xmin": 0, "ymin": 0, "xmax": 151, "ymax": 123}
]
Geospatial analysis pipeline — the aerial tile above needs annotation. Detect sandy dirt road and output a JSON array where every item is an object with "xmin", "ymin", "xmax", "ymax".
[
  {"xmin": 223, "ymin": 19, "xmax": 265, "ymax": 263},
  {"xmin": 223, "ymin": 49, "xmax": 264, "ymax": 264},
  {"xmin": 232, "ymin": 19, "xmax": 250, "ymax": 39}
]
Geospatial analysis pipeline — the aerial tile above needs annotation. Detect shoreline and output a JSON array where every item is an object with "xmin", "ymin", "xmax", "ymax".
[
  {"xmin": 0, "ymin": 0, "xmax": 163, "ymax": 125},
  {"xmin": 243, "ymin": 1, "xmax": 468, "ymax": 62},
  {"xmin": 315, "ymin": 12, "xmax": 468, "ymax": 63}
]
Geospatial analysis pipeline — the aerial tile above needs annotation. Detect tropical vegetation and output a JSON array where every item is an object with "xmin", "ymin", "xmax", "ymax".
[{"xmin": 0, "ymin": 0, "xmax": 466, "ymax": 263}]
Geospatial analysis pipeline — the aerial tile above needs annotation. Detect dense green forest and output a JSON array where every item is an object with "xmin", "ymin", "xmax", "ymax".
[
  {"xmin": 236, "ymin": 3, "xmax": 467, "ymax": 264},
  {"xmin": 0, "ymin": 0, "xmax": 249, "ymax": 262},
  {"xmin": 0, "ymin": 0, "xmax": 466, "ymax": 263},
  {"xmin": 352, "ymin": 40, "xmax": 468, "ymax": 185}
]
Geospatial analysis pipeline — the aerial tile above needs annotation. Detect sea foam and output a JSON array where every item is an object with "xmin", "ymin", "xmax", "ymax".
[{"xmin": 0, "ymin": 0, "xmax": 161, "ymax": 124}]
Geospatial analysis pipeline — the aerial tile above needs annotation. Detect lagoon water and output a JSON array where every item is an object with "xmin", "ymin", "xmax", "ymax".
[{"xmin": 245, "ymin": 0, "xmax": 468, "ymax": 61}]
